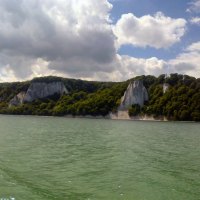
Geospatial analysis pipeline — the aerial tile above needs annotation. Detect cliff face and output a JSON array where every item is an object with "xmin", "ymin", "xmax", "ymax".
[
  {"xmin": 24, "ymin": 82, "xmax": 68, "ymax": 102},
  {"xmin": 163, "ymin": 83, "xmax": 169, "ymax": 93},
  {"xmin": 9, "ymin": 82, "xmax": 68, "ymax": 106},
  {"xmin": 120, "ymin": 80, "xmax": 148, "ymax": 109},
  {"xmin": 9, "ymin": 92, "xmax": 26, "ymax": 107}
]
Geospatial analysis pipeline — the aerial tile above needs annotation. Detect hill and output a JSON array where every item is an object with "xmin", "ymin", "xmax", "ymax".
[{"xmin": 0, "ymin": 74, "xmax": 199, "ymax": 121}]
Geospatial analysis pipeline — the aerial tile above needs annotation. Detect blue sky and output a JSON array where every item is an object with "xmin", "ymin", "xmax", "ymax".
[
  {"xmin": 110, "ymin": 0, "xmax": 188, "ymax": 19},
  {"xmin": 0, "ymin": 0, "xmax": 199, "ymax": 82},
  {"xmin": 111, "ymin": 0, "xmax": 200, "ymax": 60}
]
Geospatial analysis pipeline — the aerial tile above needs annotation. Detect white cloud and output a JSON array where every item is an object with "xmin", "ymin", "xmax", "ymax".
[
  {"xmin": 187, "ymin": 0, "xmax": 200, "ymax": 13},
  {"xmin": 113, "ymin": 12, "xmax": 187, "ymax": 49},
  {"xmin": 0, "ymin": 0, "xmax": 198, "ymax": 82},
  {"xmin": 112, "ymin": 42, "xmax": 200, "ymax": 81},
  {"xmin": 0, "ymin": 65, "xmax": 18, "ymax": 82},
  {"xmin": 117, "ymin": 55, "xmax": 167, "ymax": 78},
  {"xmin": 190, "ymin": 17, "xmax": 200, "ymax": 25},
  {"xmin": 169, "ymin": 41, "xmax": 200, "ymax": 77},
  {"xmin": 186, "ymin": 41, "xmax": 200, "ymax": 52},
  {"xmin": 0, "ymin": 0, "xmax": 116, "ymax": 80}
]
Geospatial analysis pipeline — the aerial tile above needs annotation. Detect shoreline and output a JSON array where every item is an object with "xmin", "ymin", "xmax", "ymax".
[{"xmin": 0, "ymin": 113, "xmax": 198, "ymax": 123}]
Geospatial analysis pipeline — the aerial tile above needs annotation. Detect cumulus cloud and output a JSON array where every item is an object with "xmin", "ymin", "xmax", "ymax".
[
  {"xmin": 114, "ymin": 41, "xmax": 200, "ymax": 80},
  {"xmin": 0, "ymin": 0, "xmax": 197, "ymax": 82},
  {"xmin": 113, "ymin": 12, "xmax": 187, "ymax": 49},
  {"xmin": 0, "ymin": 65, "xmax": 18, "ymax": 82},
  {"xmin": 190, "ymin": 17, "xmax": 200, "ymax": 25},
  {"xmin": 169, "ymin": 41, "xmax": 200, "ymax": 77},
  {"xmin": 0, "ymin": 0, "xmax": 116, "ymax": 80},
  {"xmin": 186, "ymin": 41, "xmax": 200, "ymax": 52},
  {"xmin": 116, "ymin": 55, "xmax": 167, "ymax": 78},
  {"xmin": 187, "ymin": 0, "xmax": 200, "ymax": 13}
]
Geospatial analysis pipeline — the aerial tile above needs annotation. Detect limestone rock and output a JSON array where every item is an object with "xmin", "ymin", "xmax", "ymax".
[
  {"xmin": 163, "ymin": 83, "xmax": 169, "ymax": 94},
  {"xmin": 24, "ymin": 82, "xmax": 68, "ymax": 102},
  {"xmin": 9, "ymin": 91, "xmax": 26, "ymax": 107},
  {"xmin": 120, "ymin": 80, "xmax": 148, "ymax": 109},
  {"xmin": 9, "ymin": 81, "xmax": 68, "ymax": 106}
]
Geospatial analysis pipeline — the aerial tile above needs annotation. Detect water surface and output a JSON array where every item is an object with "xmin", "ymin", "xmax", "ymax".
[{"xmin": 0, "ymin": 115, "xmax": 199, "ymax": 200}]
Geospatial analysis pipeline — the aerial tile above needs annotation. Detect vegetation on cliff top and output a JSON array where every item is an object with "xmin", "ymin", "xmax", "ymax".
[{"xmin": 0, "ymin": 74, "xmax": 199, "ymax": 121}]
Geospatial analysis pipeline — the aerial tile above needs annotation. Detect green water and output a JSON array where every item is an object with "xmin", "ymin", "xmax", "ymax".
[{"xmin": 0, "ymin": 115, "xmax": 200, "ymax": 200}]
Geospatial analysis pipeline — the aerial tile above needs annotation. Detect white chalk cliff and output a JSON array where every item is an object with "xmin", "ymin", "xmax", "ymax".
[
  {"xmin": 24, "ymin": 82, "xmax": 68, "ymax": 102},
  {"xmin": 163, "ymin": 83, "xmax": 169, "ymax": 93},
  {"xmin": 9, "ymin": 82, "xmax": 68, "ymax": 106},
  {"xmin": 119, "ymin": 80, "xmax": 148, "ymax": 109},
  {"xmin": 9, "ymin": 92, "xmax": 26, "ymax": 107}
]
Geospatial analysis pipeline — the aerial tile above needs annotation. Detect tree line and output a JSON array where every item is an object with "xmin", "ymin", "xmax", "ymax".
[{"xmin": 0, "ymin": 74, "xmax": 199, "ymax": 121}]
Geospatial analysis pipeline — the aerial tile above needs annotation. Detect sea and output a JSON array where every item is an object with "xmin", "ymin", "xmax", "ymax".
[{"xmin": 0, "ymin": 115, "xmax": 199, "ymax": 200}]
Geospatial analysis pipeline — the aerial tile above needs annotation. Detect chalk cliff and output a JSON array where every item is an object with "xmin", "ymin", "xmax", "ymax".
[
  {"xmin": 9, "ymin": 92, "xmax": 26, "ymax": 107},
  {"xmin": 119, "ymin": 80, "xmax": 148, "ymax": 109},
  {"xmin": 163, "ymin": 83, "xmax": 169, "ymax": 93},
  {"xmin": 9, "ymin": 82, "xmax": 68, "ymax": 106},
  {"xmin": 24, "ymin": 82, "xmax": 68, "ymax": 102}
]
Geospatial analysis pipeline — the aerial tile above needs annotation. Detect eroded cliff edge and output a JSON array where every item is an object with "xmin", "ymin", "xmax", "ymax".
[
  {"xmin": 119, "ymin": 80, "xmax": 148, "ymax": 109},
  {"xmin": 1, "ymin": 74, "xmax": 199, "ymax": 121},
  {"xmin": 9, "ymin": 81, "xmax": 68, "ymax": 106},
  {"xmin": 110, "ymin": 80, "xmax": 150, "ymax": 120}
]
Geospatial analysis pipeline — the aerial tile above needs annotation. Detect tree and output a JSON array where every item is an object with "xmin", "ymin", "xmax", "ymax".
[{"xmin": 129, "ymin": 104, "xmax": 141, "ymax": 116}]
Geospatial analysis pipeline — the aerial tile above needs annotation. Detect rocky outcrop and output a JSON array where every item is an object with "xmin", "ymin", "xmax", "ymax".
[
  {"xmin": 163, "ymin": 83, "xmax": 169, "ymax": 93},
  {"xmin": 24, "ymin": 82, "xmax": 68, "ymax": 102},
  {"xmin": 9, "ymin": 81, "xmax": 68, "ymax": 106},
  {"xmin": 119, "ymin": 80, "xmax": 148, "ymax": 109},
  {"xmin": 9, "ymin": 92, "xmax": 26, "ymax": 107}
]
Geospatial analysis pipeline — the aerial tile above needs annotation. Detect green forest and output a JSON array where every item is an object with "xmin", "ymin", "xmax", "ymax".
[{"xmin": 0, "ymin": 74, "xmax": 199, "ymax": 121}]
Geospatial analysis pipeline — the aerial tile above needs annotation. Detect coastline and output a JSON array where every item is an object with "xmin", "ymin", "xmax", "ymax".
[
  {"xmin": 34, "ymin": 111, "xmax": 169, "ymax": 122},
  {"xmin": 0, "ymin": 113, "xmax": 198, "ymax": 123}
]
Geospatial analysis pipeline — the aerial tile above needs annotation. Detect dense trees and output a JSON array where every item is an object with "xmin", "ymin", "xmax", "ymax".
[
  {"xmin": 128, "ymin": 104, "xmax": 141, "ymax": 116},
  {"xmin": 0, "ymin": 74, "xmax": 199, "ymax": 121},
  {"xmin": 52, "ymin": 83, "xmax": 127, "ymax": 116},
  {"xmin": 128, "ymin": 74, "xmax": 200, "ymax": 121}
]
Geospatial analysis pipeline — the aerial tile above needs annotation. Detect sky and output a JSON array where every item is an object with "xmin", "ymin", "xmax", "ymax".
[{"xmin": 0, "ymin": 0, "xmax": 199, "ymax": 82}]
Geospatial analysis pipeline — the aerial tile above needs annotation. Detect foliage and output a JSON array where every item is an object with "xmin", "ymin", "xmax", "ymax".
[
  {"xmin": 0, "ymin": 74, "xmax": 199, "ymax": 121},
  {"xmin": 142, "ymin": 74, "xmax": 200, "ymax": 121},
  {"xmin": 128, "ymin": 104, "xmax": 141, "ymax": 116}
]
